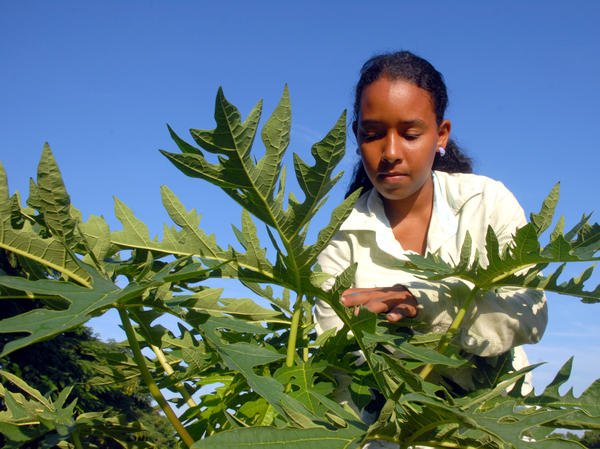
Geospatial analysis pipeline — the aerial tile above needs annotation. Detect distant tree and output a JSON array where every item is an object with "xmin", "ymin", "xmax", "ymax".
[
  {"xmin": 559, "ymin": 431, "xmax": 600, "ymax": 449},
  {"xmin": 580, "ymin": 431, "xmax": 600, "ymax": 449}
]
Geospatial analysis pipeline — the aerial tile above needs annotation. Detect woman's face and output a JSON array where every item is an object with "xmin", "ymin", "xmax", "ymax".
[{"xmin": 354, "ymin": 77, "xmax": 450, "ymax": 204}]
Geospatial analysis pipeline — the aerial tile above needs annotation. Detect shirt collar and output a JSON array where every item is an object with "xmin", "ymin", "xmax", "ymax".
[
  {"xmin": 339, "ymin": 171, "xmax": 474, "ymax": 256},
  {"xmin": 427, "ymin": 171, "xmax": 459, "ymax": 254}
]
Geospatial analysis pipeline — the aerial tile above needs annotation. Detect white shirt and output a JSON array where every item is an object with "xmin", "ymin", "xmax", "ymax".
[{"xmin": 315, "ymin": 171, "xmax": 547, "ymax": 380}]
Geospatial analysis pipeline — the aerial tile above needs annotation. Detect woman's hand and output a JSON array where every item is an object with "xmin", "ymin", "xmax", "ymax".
[{"xmin": 341, "ymin": 285, "xmax": 418, "ymax": 322}]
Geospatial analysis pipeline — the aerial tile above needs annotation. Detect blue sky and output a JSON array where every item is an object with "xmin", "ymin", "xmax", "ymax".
[{"xmin": 1, "ymin": 1, "xmax": 599, "ymax": 395}]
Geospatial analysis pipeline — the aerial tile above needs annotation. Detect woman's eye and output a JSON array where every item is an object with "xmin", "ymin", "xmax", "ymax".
[
  {"xmin": 404, "ymin": 134, "xmax": 420, "ymax": 141},
  {"xmin": 360, "ymin": 130, "xmax": 381, "ymax": 141}
]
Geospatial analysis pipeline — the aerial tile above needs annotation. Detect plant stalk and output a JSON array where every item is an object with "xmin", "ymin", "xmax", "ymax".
[
  {"xmin": 418, "ymin": 287, "xmax": 480, "ymax": 380},
  {"xmin": 336, "ymin": 303, "xmax": 387, "ymax": 395},
  {"xmin": 118, "ymin": 308, "xmax": 194, "ymax": 448},
  {"xmin": 286, "ymin": 293, "xmax": 303, "ymax": 367},
  {"xmin": 150, "ymin": 344, "xmax": 198, "ymax": 408},
  {"xmin": 71, "ymin": 428, "xmax": 84, "ymax": 449}
]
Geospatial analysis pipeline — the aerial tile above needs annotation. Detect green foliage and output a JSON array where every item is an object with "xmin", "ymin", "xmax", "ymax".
[
  {"xmin": 0, "ymin": 249, "xmax": 176, "ymax": 448},
  {"xmin": 0, "ymin": 87, "xmax": 599, "ymax": 449},
  {"xmin": 0, "ymin": 368, "xmax": 162, "ymax": 449}
]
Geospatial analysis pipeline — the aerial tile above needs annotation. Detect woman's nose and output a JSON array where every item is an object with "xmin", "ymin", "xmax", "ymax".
[{"xmin": 382, "ymin": 132, "xmax": 403, "ymax": 162}]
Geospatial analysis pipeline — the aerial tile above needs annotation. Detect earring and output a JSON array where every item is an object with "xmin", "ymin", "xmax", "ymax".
[
  {"xmin": 356, "ymin": 147, "xmax": 361, "ymax": 155},
  {"xmin": 438, "ymin": 147, "xmax": 446, "ymax": 157}
]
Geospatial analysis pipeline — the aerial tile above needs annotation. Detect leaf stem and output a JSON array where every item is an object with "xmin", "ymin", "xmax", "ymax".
[
  {"xmin": 0, "ymin": 241, "xmax": 92, "ymax": 287},
  {"xmin": 118, "ymin": 308, "xmax": 194, "ymax": 448},
  {"xmin": 71, "ymin": 428, "xmax": 84, "ymax": 449},
  {"xmin": 150, "ymin": 344, "xmax": 198, "ymax": 408},
  {"xmin": 286, "ymin": 293, "xmax": 303, "ymax": 367},
  {"xmin": 434, "ymin": 443, "xmax": 479, "ymax": 449},
  {"xmin": 402, "ymin": 419, "xmax": 458, "ymax": 448},
  {"xmin": 335, "ymin": 305, "xmax": 388, "ymax": 394},
  {"xmin": 419, "ymin": 287, "xmax": 480, "ymax": 380}
]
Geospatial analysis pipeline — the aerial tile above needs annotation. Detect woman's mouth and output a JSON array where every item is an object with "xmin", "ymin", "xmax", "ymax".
[{"xmin": 378, "ymin": 172, "xmax": 408, "ymax": 183}]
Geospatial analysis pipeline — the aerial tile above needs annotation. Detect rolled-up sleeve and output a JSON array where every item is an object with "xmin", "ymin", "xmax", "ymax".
[{"xmin": 411, "ymin": 181, "xmax": 548, "ymax": 357}]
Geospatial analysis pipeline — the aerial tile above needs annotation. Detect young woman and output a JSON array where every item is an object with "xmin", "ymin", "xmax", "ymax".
[{"xmin": 314, "ymin": 51, "xmax": 548, "ymax": 397}]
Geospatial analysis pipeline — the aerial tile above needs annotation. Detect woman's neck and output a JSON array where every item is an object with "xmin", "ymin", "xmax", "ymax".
[{"xmin": 381, "ymin": 177, "xmax": 434, "ymax": 254}]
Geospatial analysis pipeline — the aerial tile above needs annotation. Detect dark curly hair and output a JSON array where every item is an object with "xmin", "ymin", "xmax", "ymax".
[{"xmin": 346, "ymin": 51, "xmax": 472, "ymax": 198}]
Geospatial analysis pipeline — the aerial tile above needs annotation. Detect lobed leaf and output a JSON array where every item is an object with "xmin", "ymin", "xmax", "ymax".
[
  {"xmin": 0, "ymin": 219, "xmax": 92, "ymax": 286},
  {"xmin": 190, "ymin": 425, "xmax": 362, "ymax": 449},
  {"xmin": 530, "ymin": 183, "xmax": 560, "ymax": 236},
  {"xmin": 161, "ymin": 88, "xmax": 353, "ymax": 296},
  {"xmin": 0, "ymin": 257, "xmax": 206, "ymax": 356},
  {"xmin": 274, "ymin": 359, "xmax": 333, "ymax": 415},
  {"xmin": 183, "ymin": 288, "xmax": 289, "ymax": 323},
  {"xmin": 0, "ymin": 150, "xmax": 92, "ymax": 285},
  {"xmin": 0, "ymin": 270, "xmax": 117, "ymax": 356},
  {"xmin": 522, "ymin": 358, "xmax": 600, "ymax": 426},
  {"xmin": 397, "ymin": 185, "xmax": 600, "ymax": 302},
  {"xmin": 34, "ymin": 143, "xmax": 78, "ymax": 248}
]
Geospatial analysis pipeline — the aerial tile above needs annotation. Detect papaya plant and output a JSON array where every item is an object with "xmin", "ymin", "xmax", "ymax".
[{"xmin": 0, "ymin": 86, "xmax": 599, "ymax": 449}]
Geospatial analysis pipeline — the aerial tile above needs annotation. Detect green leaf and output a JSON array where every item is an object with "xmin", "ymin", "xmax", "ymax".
[
  {"xmin": 0, "ymin": 369, "xmax": 54, "ymax": 411},
  {"xmin": 381, "ymin": 353, "xmax": 426, "ymax": 393},
  {"xmin": 183, "ymin": 289, "xmax": 289, "ymax": 323},
  {"xmin": 180, "ymin": 346, "xmax": 216, "ymax": 378},
  {"xmin": 0, "ymin": 371, "xmax": 87, "ymax": 447},
  {"xmin": 130, "ymin": 308, "xmax": 169, "ymax": 347},
  {"xmin": 283, "ymin": 110, "xmax": 346, "ymax": 240},
  {"xmin": 550, "ymin": 215, "xmax": 565, "ymax": 243},
  {"xmin": 371, "ymin": 337, "xmax": 466, "ymax": 368},
  {"xmin": 0, "ymin": 270, "xmax": 117, "ymax": 356},
  {"xmin": 396, "ymin": 185, "xmax": 600, "ymax": 301},
  {"xmin": 515, "ymin": 263, "xmax": 600, "ymax": 303},
  {"xmin": 296, "ymin": 188, "xmax": 361, "ymax": 271},
  {"xmin": 161, "ymin": 88, "xmax": 353, "ymax": 296},
  {"xmin": 79, "ymin": 214, "xmax": 112, "ymax": 263},
  {"xmin": 35, "ymin": 143, "xmax": 78, "ymax": 248},
  {"xmin": 190, "ymin": 426, "xmax": 362, "ymax": 449},
  {"xmin": 0, "ymin": 258, "xmax": 195, "ymax": 356},
  {"xmin": 202, "ymin": 337, "xmax": 286, "ymax": 411},
  {"xmin": 197, "ymin": 316, "xmax": 325, "ymax": 426},
  {"xmin": 160, "ymin": 88, "xmax": 264, "ymax": 194},
  {"xmin": 523, "ymin": 358, "xmax": 600, "ymax": 425},
  {"xmin": 0, "ymin": 153, "xmax": 91, "ymax": 285},
  {"xmin": 160, "ymin": 185, "xmax": 232, "ymax": 265},
  {"xmin": 240, "ymin": 282, "xmax": 293, "ymax": 315},
  {"xmin": 274, "ymin": 360, "xmax": 333, "ymax": 414},
  {"xmin": 231, "ymin": 209, "xmax": 274, "ymax": 279},
  {"xmin": 257, "ymin": 84, "xmax": 291, "ymax": 200},
  {"xmin": 0, "ymin": 219, "xmax": 92, "ymax": 286},
  {"xmin": 572, "ymin": 222, "xmax": 600, "ymax": 259},
  {"xmin": 167, "ymin": 123, "xmax": 203, "ymax": 155},
  {"xmin": 457, "ymin": 401, "xmax": 579, "ymax": 448},
  {"xmin": 0, "ymin": 161, "xmax": 9, "ymax": 214},
  {"xmin": 237, "ymin": 397, "xmax": 275, "ymax": 427},
  {"xmin": 112, "ymin": 196, "xmax": 164, "ymax": 253},
  {"xmin": 530, "ymin": 182, "xmax": 560, "ymax": 236},
  {"xmin": 0, "ymin": 421, "xmax": 33, "ymax": 443}
]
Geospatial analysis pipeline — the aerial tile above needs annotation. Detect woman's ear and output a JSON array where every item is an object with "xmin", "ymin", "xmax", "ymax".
[{"xmin": 437, "ymin": 119, "xmax": 451, "ymax": 149}]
